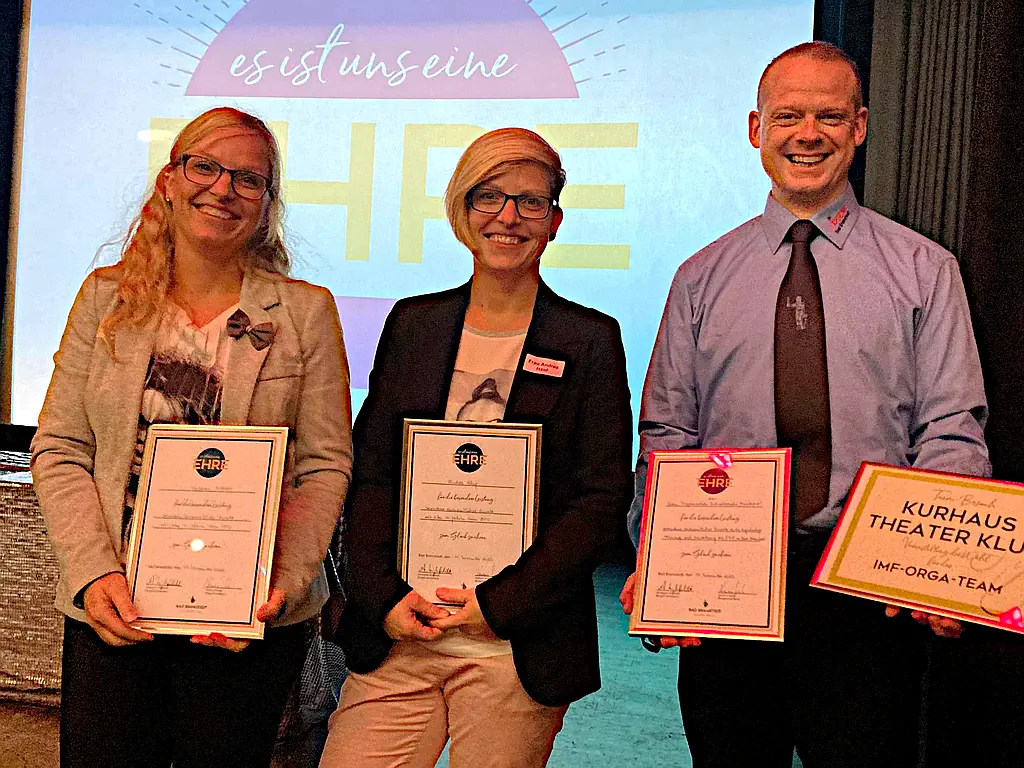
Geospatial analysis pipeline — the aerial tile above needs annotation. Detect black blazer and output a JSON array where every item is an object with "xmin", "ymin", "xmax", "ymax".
[{"xmin": 336, "ymin": 279, "xmax": 633, "ymax": 706}]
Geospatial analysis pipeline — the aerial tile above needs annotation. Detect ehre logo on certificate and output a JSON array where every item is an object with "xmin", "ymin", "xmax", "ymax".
[
  {"xmin": 813, "ymin": 463, "xmax": 1024, "ymax": 634},
  {"xmin": 123, "ymin": 424, "xmax": 288, "ymax": 638},
  {"xmin": 629, "ymin": 449, "xmax": 790, "ymax": 640},
  {"xmin": 398, "ymin": 419, "xmax": 540, "ymax": 605}
]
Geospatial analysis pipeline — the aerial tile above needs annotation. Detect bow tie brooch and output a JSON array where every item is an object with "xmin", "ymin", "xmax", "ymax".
[{"xmin": 226, "ymin": 309, "xmax": 275, "ymax": 351}]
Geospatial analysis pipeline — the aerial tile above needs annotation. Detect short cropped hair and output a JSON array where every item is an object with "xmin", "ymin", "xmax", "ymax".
[
  {"xmin": 444, "ymin": 128, "xmax": 566, "ymax": 250},
  {"xmin": 757, "ymin": 41, "xmax": 863, "ymax": 111}
]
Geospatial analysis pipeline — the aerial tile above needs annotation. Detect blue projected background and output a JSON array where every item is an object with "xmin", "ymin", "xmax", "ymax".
[{"xmin": 10, "ymin": 0, "xmax": 812, "ymax": 424}]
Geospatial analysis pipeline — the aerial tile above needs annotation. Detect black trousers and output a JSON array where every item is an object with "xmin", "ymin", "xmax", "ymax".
[
  {"xmin": 60, "ymin": 617, "xmax": 307, "ymax": 768},
  {"xmin": 676, "ymin": 537, "xmax": 929, "ymax": 768},
  {"xmin": 924, "ymin": 625, "xmax": 1024, "ymax": 766}
]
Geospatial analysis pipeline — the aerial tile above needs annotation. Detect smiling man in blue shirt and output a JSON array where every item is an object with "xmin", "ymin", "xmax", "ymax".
[{"xmin": 621, "ymin": 42, "xmax": 990, "ymax": 768}]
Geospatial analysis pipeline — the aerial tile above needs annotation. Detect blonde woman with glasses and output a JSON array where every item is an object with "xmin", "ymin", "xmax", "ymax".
[
  {"xmin": 32, "ymin": 107, "xmax": 352, "ymax": 768},
  {"xmin": 322, "ymin": 128, "xmax": 633, "ymax": 767}
]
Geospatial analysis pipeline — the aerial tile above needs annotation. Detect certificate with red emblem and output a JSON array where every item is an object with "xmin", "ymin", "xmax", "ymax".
[
  {"xmin": 813, "ymin": 463, "xmax": 1024, "ymax": 634},
  {"xmin": 123, "ymin": 425, "xmax": 288, "ymax": 639},
  {"xmin": 629, "ymin": 449, "xmax": 791, "ymax": 640}
]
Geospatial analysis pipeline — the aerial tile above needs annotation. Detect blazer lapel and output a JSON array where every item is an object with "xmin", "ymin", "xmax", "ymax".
[
  {"xmin": 417, "ymin": 282, "xmax": 471, "ymax": 419},
  {"xmin": 220, "ymin": 272, "xmax": 278, "ymax": 425},
  {"xmin": 505, "ymin": 281, "xmax": 574, "ymax": 423}
]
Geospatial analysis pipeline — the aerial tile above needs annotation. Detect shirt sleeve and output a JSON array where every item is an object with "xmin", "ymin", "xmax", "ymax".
[
  {"xmin": 629, "ymin": 269, "xmax": 701, "ymax": 545},
  {"xmin": 908, "ymin": 256, "xmax": 991, "ymax": 477}
]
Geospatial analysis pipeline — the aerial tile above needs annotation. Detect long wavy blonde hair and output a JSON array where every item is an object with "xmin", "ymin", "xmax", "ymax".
[{"xmin": 100, "ymin": 107, "xmax": 289, "ymax": 350}]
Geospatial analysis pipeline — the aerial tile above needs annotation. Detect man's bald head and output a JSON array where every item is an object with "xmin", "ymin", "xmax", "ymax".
[{"xmin": 757, "ymin": 42, "xmax": 863, "ymax": 112}]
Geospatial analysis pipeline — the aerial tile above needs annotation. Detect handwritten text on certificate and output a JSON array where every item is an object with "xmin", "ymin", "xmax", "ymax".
[
  {"xmin": 399, "ymin": 421, "xmax": 539, "ymax": 604},
  {"xmin": 631, "ymin": 449, "xmax": 789, "ymax": 640},
  {"xmin": 813, "ymin": 463, "xmax": 1024, "ymax": 634},
  {"xmin": 125, "ymin": 427, "xmax": 285, "ymax": 636}
]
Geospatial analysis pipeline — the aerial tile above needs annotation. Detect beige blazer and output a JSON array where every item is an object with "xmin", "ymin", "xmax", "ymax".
[{"xmin": 31, "ymin": 267, "xmax": 353, "ymax": 626}]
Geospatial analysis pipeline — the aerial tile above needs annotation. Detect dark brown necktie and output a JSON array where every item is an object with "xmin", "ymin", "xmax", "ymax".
[{"xmin": 774, "ymin": 219, "xmax": 831, "ymax": 522}]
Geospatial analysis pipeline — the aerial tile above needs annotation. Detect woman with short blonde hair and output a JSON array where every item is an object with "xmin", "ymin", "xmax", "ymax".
[
  {"xmin": 444, "ymin": 127, "xmax": 567, "ymax": 249},
  {"xmin": 323, "ymin": 128, "xmax": 632, "ymax": 767}
]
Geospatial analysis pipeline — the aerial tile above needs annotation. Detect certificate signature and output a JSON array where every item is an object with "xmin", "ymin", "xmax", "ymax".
[
  {"xmin": 418, "ymin": 564, "xmax": 454, "ymax": 580},
  {"xmin": 144, "ymin": 575, "xmax": 183, "ymax": 593}
]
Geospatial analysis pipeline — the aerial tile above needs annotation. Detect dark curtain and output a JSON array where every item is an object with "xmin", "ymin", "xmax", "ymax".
[
  {"xmin": 864, "ymin": 0, "xmax": 982, "ymax": 254},
  {"xmin": 866, "ymin": 3, "xmax": 1024, "ymax": 765},
  {"xmin": 865, "ymin": 0, "xmax": 1024, "ymax": 484},
  {"xmin": 956, "ymin": 0, "xmax": 1024, "ymax": 483}
]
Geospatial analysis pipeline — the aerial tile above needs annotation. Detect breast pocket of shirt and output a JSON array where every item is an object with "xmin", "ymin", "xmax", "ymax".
[{"xmin": 826, "ymin": 286, "xmax": 912, "ymax": 398}]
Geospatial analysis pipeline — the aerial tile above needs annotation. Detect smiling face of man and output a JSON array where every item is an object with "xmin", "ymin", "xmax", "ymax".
[{"xmin": 748, "ymin": 53, "xmax": 868, "ymax": 218}]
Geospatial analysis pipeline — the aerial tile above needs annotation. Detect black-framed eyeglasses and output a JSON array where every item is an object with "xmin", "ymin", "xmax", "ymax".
[
  {"xmin": 467, "ymin": 187, "xmax": 556, "ymax": 219},
  {"xmin": 179, "ymin": 154, "xmax": 272, "ymax": 201}
]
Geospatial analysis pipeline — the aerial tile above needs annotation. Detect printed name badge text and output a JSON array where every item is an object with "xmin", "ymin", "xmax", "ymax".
[{"xmin": 523, "ymin": 354, "xmax": 565, "ymax": 378}]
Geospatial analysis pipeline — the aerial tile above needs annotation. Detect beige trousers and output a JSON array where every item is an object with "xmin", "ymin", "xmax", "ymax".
[{"xmin": 318, "ymin": 641, "xmax": 568, "ymax": 768}]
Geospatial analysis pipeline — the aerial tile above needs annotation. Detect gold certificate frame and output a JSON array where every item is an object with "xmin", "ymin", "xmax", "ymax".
[
  {"xmin": 123, "ymin": 424, "xmax": 288, "ymax": 638},
  {"xmin": 813, "ymin": 462, "xmax": 1024, "ymax": 635},
  {"xmin": 398, "ymin": 419, "xmax": 541, "ymax": 606}
]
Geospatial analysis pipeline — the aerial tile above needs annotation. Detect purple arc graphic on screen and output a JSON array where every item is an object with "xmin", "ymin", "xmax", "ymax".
[{"xmin": 186, "ymin": 0, "xmax": 579, "ymax": 100}]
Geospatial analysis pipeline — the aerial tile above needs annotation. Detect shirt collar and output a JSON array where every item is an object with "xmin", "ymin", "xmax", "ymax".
[{"xmin": 761, "ymin": 183, "xmax": 861, "ymax": 252}]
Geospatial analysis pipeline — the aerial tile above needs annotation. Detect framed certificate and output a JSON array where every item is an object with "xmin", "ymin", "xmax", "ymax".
[
  {"xmin": 813, "ymin": 463, "xmax": 1024, "ymax": 634},
  {"xmin": 124, "ymin": 424, "xmax": 288, "ymax": 638},
  {"xmin": 629, "ymin": 449, "xmax": 790, "ymax": 640},
  {"xmin": 399, "ymin": 419, "xmax": 540, "ymax": 605}
]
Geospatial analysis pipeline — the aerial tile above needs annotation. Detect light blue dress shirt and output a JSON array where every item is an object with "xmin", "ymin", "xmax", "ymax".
[{"xmin": 629, "ymin": 185, "xmax": 990, "ymax": 544}]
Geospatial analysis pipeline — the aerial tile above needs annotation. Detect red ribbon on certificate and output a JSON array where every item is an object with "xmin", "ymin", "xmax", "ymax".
[
  {"xmin": 999, "ymin": 606, "xmax": 1024, "ymax": 629},
  {"xmin": 709, "ymin": 453, "xmax": 734, "ymax": 469}
]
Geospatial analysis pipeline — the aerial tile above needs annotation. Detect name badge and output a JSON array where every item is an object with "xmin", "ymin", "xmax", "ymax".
[{"xmin": 523, "ymin": 354, "xmax": 565, "ymax": 378}]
